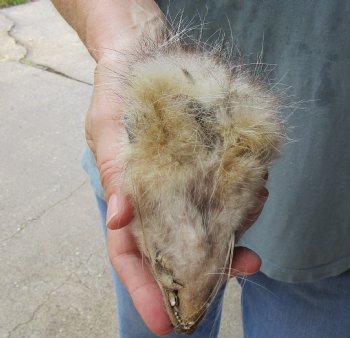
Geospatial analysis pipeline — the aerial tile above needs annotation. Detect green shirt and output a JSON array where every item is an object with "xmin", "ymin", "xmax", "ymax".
[{"xmin": 156, "ymin": 0, "xmax": 350, "ymax": 282}]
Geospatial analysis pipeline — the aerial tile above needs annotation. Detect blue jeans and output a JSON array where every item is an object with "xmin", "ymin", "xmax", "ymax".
[
  {"xmin": 96, "ymin": 195, "xmax": 350, "ymax": 338},
  {"xmin": 96, "ymin": 196, "xmax": 350, "ymax": 338},
  {"xmin": 239, "ymin": 270, "xmax": 350, "ymax": 338}
]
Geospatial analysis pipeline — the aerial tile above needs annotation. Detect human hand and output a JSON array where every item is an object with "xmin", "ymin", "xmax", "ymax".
[
  {"xmin": 55, "ymin": 0, "xmax": 266, "ymax": 335},
  {"xmin": 87, "ymin": 55, "xmax": 268, "ymax": 335}
]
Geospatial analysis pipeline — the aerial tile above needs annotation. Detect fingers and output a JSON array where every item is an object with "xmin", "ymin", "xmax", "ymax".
[
  {"xmin": 86, "ymin": 63, "xmax": 135, "ymax": 229},
  {"xmin": 106, "ymin": 193, "xmax": 134, "ymax": 229},
  {"xmin": 107, "ymin": 226, "xmax": 173, "ymax": 336},
  {"xmin": 89, "ymin": 60, "xmax": 169, "ymax": 335},
  {"xmin": 231, "ymin": 172, "xmax": 268, "ymax": 274},
  {"xmin": 251, "ymin": 171, "xmax": 269, "ymax": 219},
  {"xmin": 90, "ymin": 117, "xmax": 134, "ymax": 229},
  {"xmin": 235, "ymin": 186, "xmax": 269, "ymax": 241},
  {"xmin": 228, "ymin": 247, "xmax": 262, "ymax": 277},
  {"xmin": 247, "ymin": 187, "xmax": 269, "ymax": 223}
]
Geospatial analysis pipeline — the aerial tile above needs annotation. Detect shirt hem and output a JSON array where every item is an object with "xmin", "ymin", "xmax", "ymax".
[{"xmin": 238, "ymin": 242, "xmax": 350, "ymax": 283}]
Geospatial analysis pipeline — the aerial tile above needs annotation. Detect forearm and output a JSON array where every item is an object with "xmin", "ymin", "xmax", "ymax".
[{"xmin": 52, "ymin": 0, "xmax": 164, "ymax": 61}]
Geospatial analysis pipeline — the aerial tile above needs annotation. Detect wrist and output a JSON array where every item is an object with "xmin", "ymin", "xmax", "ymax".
[{"xmin": 84, "ymin": 0, "xmax": 165, "ymax": 62}]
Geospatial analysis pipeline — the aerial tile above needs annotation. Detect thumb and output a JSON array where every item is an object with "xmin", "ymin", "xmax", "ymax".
[
  {"xmin": 106, "ymin": 191, "xmax": 134, "ymax": 230},
  {"xmin": 229, "ymin": 247, "xmax": 261, "ymax": 276},
  {"xmin": 96, "ymin": 122, "xmax": 134, "ymax": 230},
  {"xmin": 86, "ymin": 95, "xmax": 134, "ymax": 230}
]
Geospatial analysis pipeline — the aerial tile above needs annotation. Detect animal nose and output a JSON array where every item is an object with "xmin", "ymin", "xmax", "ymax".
[{"xmin": 173, "ymin": 288, "xmax": 210, "ymax": 334}]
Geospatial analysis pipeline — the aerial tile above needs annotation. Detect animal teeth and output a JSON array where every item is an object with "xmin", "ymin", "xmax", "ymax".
[
  {"xmin": 171, "ymin": 301, "xmax": 195, "ymax": 331},
  {"xmin": 168, "ymin": 291, "xmax": 176, "ymax": 307}
]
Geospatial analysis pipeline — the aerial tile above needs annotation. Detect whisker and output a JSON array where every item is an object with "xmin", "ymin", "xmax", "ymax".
[{"xmin": 236, "ymin": 275, "xmax": 278, "ymax": 297}]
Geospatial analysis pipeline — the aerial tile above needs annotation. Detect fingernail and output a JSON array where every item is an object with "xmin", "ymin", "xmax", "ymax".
[{"xmin": 106, "ymin": 194, "xmax": 118, "ymax": 226}]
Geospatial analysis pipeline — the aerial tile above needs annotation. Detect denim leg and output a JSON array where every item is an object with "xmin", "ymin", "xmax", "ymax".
[
  {"xmin": 238, "ymin": 270, "xmax": 350, "ymax": 338},
  {"xmin": 96, "ymin": 195, "xmax": 224, "ymax": 338}
]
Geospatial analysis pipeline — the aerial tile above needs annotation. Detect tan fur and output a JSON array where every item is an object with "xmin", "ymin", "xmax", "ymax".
[{"xmin": 116, "ymin": 28, "xmax": 284, "ymax": 333}]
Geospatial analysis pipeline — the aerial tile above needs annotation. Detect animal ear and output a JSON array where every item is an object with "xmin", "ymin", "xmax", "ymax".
[
  {"xmin": 229, "ymin": 128, "xmax": 280, "ymax": 161},
  {"xmin": 217, "ymin": 96, "xmax": 283, "ymax": 166}
]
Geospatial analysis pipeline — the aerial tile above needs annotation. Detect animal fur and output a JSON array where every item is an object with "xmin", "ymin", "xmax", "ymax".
[{"xmin": 115, "ymin": 25, "xmax": 284, "ymax": 334}]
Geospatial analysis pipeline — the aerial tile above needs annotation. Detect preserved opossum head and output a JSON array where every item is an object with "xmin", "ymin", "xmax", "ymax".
[{"xmin": 117, "ymin": 29, "xmax": 284, "ymax": 334}]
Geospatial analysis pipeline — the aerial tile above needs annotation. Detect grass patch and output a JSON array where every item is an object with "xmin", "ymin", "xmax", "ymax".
[{"xmin": 0, "ymin": 0, "xmax": 28, "ymax": 8}]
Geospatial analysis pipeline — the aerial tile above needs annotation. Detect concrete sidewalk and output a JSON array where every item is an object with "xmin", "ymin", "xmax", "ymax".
[{"xmin": 0, "ymin": 1, "xmax": 243, "ymax": 337}]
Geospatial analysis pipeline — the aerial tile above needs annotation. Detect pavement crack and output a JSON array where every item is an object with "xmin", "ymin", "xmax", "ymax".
[
  {"xmin": 6, "ymin": 275, "xmax": 73, "ymax": 338},
  {"xmin": 0, "ymin": 12, "xmax": 27, "ymax": 61},
  {"xmin": 72, "ymin": 272, "xmax": 92, "ymax": 291},
  {"xmin": 1, "ymin": 180, "xmax": 87, "ymax": 244},
  {"xmin": 1, "ymin": 13, "xmax": 92, "ymax": 85},
  {"xmin": 7, "ymin": 21, "xmax": 28, "ymax": 61},
  {"xmin": 21, "ymin": 60, "xmax": 93, "ymax": 86}
]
